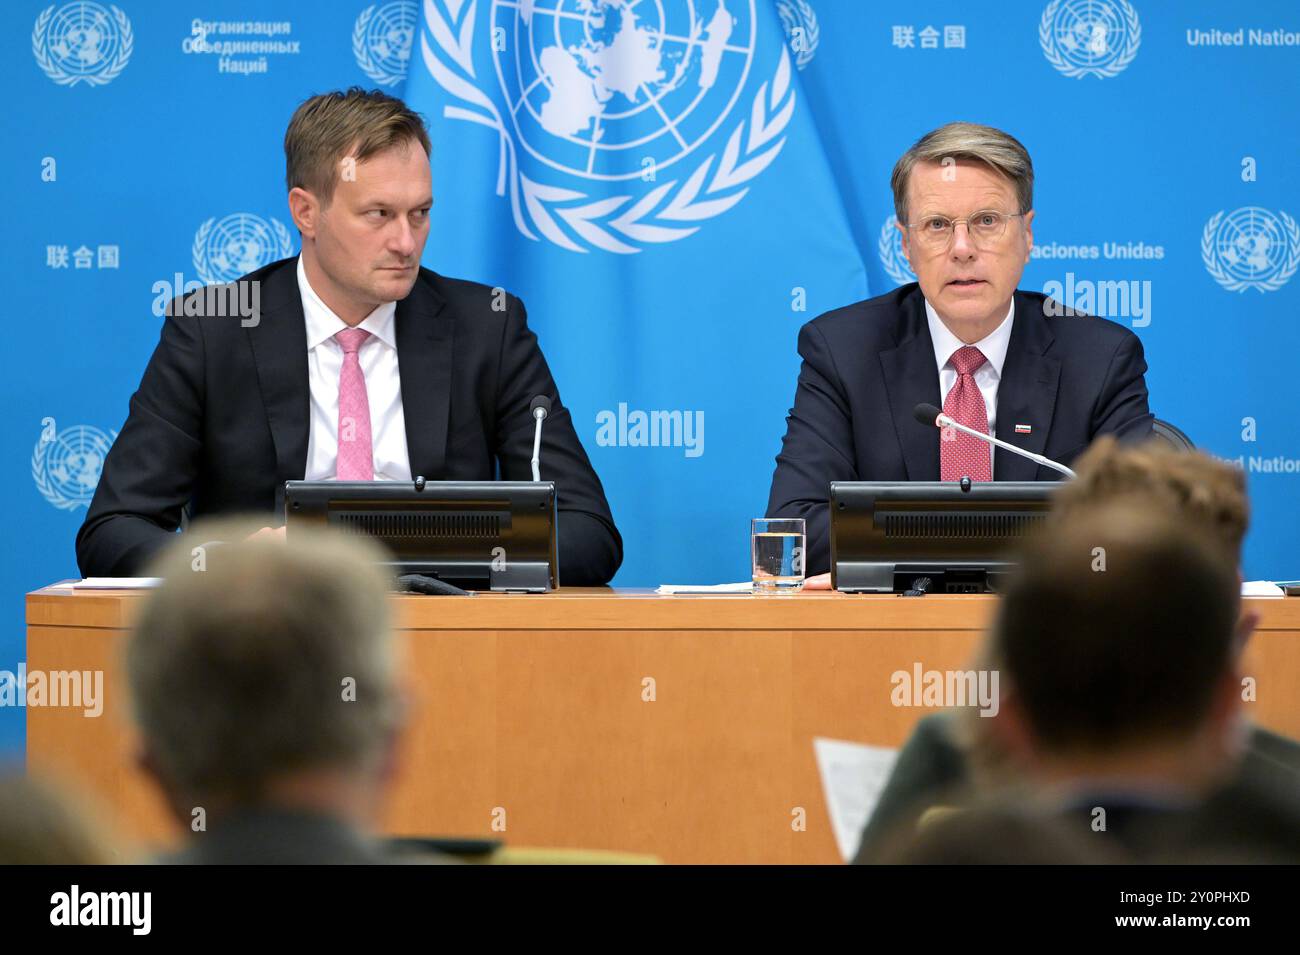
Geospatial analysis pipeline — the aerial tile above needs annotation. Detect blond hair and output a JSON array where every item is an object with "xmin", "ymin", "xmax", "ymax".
[{"xmin": 891, "ymin": 121, "xmax": 1033, "ymax": 223}]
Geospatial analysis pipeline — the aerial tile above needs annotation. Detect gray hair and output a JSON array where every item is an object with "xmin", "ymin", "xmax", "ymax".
[
  {"xmin": 891, "ymin": 122, "xmax": 1034, "ymax": 223},
  {"xmin": 127, "ymin": 517, "xmax": 401, "ymax": 806}
]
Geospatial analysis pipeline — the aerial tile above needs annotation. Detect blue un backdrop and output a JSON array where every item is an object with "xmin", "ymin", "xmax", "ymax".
[{"xmin": 2, "ymin": 0, "xmax": 1298, "ymax": 755}]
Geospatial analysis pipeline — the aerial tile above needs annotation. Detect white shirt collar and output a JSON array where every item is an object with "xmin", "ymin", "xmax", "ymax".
[
  {"xmin": 924, "ymin": 297, "xmax": 1015, "ymax": 378},
  {"xmin": 297, "ymin": 255, "xmax": 398, "ymax": 352}
]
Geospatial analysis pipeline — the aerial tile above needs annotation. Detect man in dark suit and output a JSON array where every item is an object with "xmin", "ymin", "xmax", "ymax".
[
  {"xmin": 77, "ymin": 88, "xmax": 620, "ymax": 585},
  {"xmin": 767, "ymin": 122, "xmax": 1152, "ymax": 576}
]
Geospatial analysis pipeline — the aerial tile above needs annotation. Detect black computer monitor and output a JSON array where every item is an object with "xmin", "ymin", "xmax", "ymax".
[
  {"xmin": 284, "ymin": 479, "xmax": 557, "ymax": 592},
  {"xmin": 829, "ymin": 481, "xmax": 1057, "ymax": 593}
]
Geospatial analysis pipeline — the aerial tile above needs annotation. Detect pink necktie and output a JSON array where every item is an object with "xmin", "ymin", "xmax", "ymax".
[
  {"xmin": 940, "ymin": 345, "xmax": 992, "ymax": 482},
  {"xmin": 335, "ymin": 328, "xmax": 373, "ymax": 481}
]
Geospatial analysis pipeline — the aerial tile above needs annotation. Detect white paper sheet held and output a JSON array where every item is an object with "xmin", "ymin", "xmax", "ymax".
[{"xmin": 813, "ymin": 737, "xmax": 900, "ymax": 863}]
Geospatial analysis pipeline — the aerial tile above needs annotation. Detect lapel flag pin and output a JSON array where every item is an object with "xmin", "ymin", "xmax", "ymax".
[{"xmin": 1014, "ymin": 424, "xmax": 1032, "ymax": 435}]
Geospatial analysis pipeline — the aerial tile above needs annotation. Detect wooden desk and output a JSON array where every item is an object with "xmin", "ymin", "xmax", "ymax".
[{"xmin": 25, "ymin": 585, "xmax": 1300, "ymax": 864}]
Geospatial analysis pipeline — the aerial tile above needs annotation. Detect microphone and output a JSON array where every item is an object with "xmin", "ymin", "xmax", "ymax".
[
  {"xmin": 529, "ymin": 395, "xmax": 552, "ymax": 482},
  {"xmin": 912, "ymin": 402, "xmax": 1076, "ymax": 478}
]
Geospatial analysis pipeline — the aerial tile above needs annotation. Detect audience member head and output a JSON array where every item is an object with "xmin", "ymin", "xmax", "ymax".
[
  {"xmin": 1051, "ymin": 436, "xmax": 1248, "ymax": 563},
  {"xmin": 128, "ymin": 518, "xmax": 403, "ymax": 832},
  {"xmin": 0, "ymin": 769, "xmax": 118, "ymax": 864},
  {"xmin": 990, "ymin": 503, "xmax": 1245, "ymax": 794},
  {"xmin": 957, "ymin": 439, "xmax": 1254, "ymax": 785}
]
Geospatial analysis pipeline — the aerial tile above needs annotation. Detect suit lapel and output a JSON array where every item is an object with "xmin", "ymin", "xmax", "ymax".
[
  {"xmin": 994, "ymin": 292, "xmax": 1061, "ymax": 480},
  {"xmin": 246, "ymin": 259, "xmax": 309, "ymax": 512},
  {"xmin": 879, "ymin": 288, "xmax": 942, "ymax": 480},
  {"xmin": 395, "ymin": 273, "xmax": 451, "ymax": 480}
]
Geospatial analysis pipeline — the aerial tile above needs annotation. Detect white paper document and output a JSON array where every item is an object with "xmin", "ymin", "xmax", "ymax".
[
  {"xmin": 71, "ymin": 578, "xmax": 163, "ymax": 590},
  {"xmin": 1241, "ymin": 580, "xmax": 1285, "ymax": 597},
  {"xmin": 655, "ymin": 582, "xmax": 754, "ymax": 594},
  {"xmin": 813, "ymin": 737, "xmax": 900, "ymax": 863}
]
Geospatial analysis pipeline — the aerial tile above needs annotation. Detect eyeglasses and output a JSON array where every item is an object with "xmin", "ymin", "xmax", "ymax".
[{"xmin": 904, "ymin": 210, "xmax": 1025, "ymax": 250}]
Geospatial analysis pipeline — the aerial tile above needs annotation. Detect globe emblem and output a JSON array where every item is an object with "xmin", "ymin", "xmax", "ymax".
[
  {"xmin": 194, "ymin": 213, "xmax": 293, "ymax": 285},
  {"xmin": 1215, "ymin": 208, "xmax": 1291, "ymax": 284},
  {"xmin": 1040, "ymin": 0, "xmax": 1138, "ymax": 79},
  {"xmin": 363, "ymin": 1, "xmax": 416, "ymax": 77},
  {"xmin": 45, "ymin": 2, "xmax": 121, "ymax": 75},
  {"xmin": 40, "ymin": 425, "xmax": 114, "ymax": 508},
  {"xmin": 1052, "ymin": 0, "xmax": 1129, "ymax": 66},
  {"xmin": 492, "ymin": 0, "xmax": 757, "ymax": 181}
]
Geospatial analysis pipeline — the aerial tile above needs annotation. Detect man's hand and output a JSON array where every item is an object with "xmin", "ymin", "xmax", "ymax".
[
  {"xmin": 803, "ymin": 572, "xmax": 832, "ymax": 591},
  {"xmin": 246, "ymin": 526, "xmax": 286, "ymax": 541}
]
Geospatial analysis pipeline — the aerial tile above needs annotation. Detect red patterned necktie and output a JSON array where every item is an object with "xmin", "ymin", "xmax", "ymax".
[
  {"xmin": 940, "ymin": 345, "xmax": 992, "ymax": 482},
  {"xmin": 335, "ymin": 328, "xmax": 374, "ymax": 480}
]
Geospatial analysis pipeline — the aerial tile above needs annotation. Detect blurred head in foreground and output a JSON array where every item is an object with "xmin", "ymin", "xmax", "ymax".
[
  {"xmin": 0, "ymin": 770, "xmax": 118, "ymax": 864},
  {"xmin": 991, "ymin": 502, "xmax": 1245, "ymax": 795},
  {"xmin": 957, "ymin": 439, "xmax": 1252, "ymax": 782},
  {"xmin": 1050, "ymin": 435, "xmax": 1249, "ymax": 565},
  {"xmin": 129, "ymin": 518, "xmax": 403, "ymax": 842}
]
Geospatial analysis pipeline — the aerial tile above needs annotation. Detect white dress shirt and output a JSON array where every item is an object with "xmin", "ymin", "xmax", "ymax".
[
  {"xmin": 924, "ymin": 298, "xmax": 1015, "ymax": 473},
  {"xmin": 298, "ymin": 256, "xmax": 412, "ymax": 481}
]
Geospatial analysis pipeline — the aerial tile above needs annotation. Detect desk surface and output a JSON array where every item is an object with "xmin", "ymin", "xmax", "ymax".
[
  {"xmin": 26, "ymin": 585, "xmax": 1300, "ymax": 863},
  {"xmin": 30, "ymin": 581, "xmax": 1300, "ymax": 629}
]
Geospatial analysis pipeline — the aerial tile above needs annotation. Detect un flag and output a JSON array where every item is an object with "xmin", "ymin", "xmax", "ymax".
[{"xmin": 404, "ymin": 0, "xmax": 867, "ymax": 585}]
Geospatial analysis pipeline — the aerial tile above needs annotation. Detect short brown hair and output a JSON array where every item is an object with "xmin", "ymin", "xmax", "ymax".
[
  {"xmin": 890, "ymin": 121, "xmax": 1033, "ymax": 223},
  {"xmin": 995, "ymin": 503, "xmax": 1240, "ymax": 751},
  {"xmin": 1051, "ymin": 436, "xmax": 1249, "ymax": 560},
  {"xmin": 284, "ymin": 87, "xmax": 431, "ymax": 204}
]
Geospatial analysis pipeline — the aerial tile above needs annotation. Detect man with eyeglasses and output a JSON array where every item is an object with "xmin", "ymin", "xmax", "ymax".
[{"xmin": 767, "ymin": 122, "xmax": 1153, "ymax": 578}]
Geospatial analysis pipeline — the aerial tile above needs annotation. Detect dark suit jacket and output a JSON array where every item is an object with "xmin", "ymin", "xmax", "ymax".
[
  {"xmin": 157, "ymin": 807, "xmax": 455, "ymax": 865},
  {"xmin": 76, "ymin": 256, "xmax": 622, "ymax": 585},
  {"xmin": 767, "ymin": 284, "xmax": 1154, "ymax": 574},
  {"xmin": 853, "ymin": 710, "xmax": 1300, "ymax": 864}
]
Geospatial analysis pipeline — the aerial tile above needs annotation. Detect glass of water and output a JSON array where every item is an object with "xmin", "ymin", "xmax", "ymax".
[{"xmin": 751, "ymin": 518, "xmax": 805, "ymax": 594}]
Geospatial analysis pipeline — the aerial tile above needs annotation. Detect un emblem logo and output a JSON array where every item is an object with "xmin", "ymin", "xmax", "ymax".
[
  {"xmin": 32, "ymin": 418, "xmax": 117, "ymax": 510},
  {"xmin": 1202, "ymin": 207, "xmax": 1300, "ymax": 294},
  {"xmin": 1039, "ymin": 0, "xmax": 1140, "ymax": 79},
  {"xmin": 878, "ymin": 217, "xmax": 916, "ymax": 286},
  {"xmin": 193, "ymin": 213, "xmax": 295, "ymax": 285},
  {"xmin": 353, "ymin": 1, "xmax": 417, "ymax": 87},
  {"xmin": 32, "ymin": 2, "xmax": 133, "ymax": 87},
  {"xmin": 420, "ymin": 0, "xmax": 794, "ymax": 253}
]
